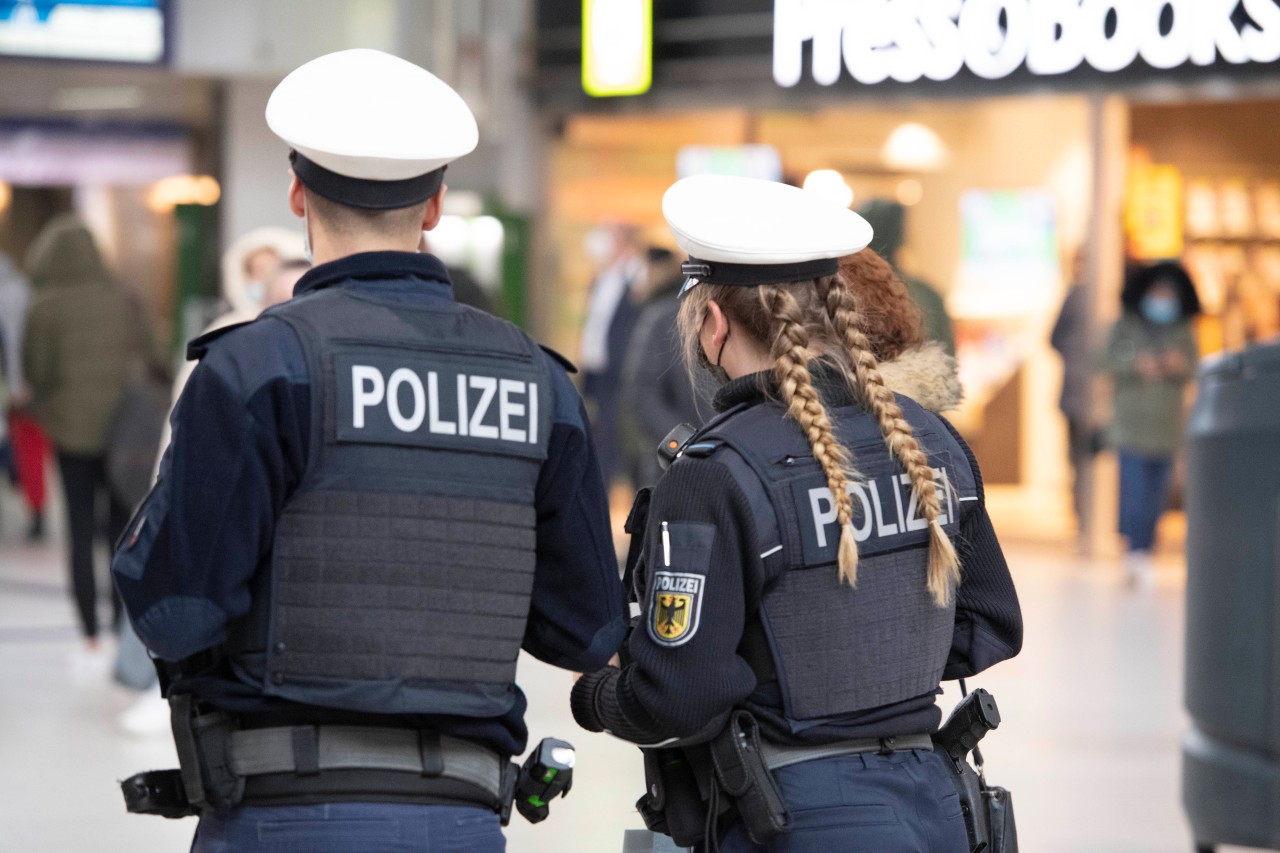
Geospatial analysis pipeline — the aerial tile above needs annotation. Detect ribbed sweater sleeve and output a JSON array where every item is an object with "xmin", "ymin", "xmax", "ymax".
[
  {"xmin": 945, "ymin": 505, "xmax": 1023, "ymax": 679},
  {"xmin": 570, "ymin": 458, "xmax": 759, "ymax": 745},
  {"xmin": 936, "ymin": 415, "xmax": 1024, "ymax": 679}
]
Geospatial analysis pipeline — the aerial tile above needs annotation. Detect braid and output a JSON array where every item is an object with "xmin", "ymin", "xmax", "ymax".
[
  {"xmin": 822, "ymin": 276, "xmax": 960, "ymax": 607},
  {"xmin": 760, "ymin": 284, "xmax": 861, "ymax": 586}
]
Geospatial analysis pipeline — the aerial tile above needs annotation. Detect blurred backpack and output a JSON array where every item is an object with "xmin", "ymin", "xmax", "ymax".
[
  {"xmin": 105, "ymin": 370, "xmax": 169, "ymax": 510},
  {"xmin": 106, "ymin": 294, "xmax": 171, "ymax": 510}
]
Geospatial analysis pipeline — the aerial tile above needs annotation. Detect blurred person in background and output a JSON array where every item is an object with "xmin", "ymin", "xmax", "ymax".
[
  {"xmin": 1051, "ymin": 254, "xmax": 1099, "ymax": 545},
  {"xmin": 620, "ymin": 246, "xmax": 711, "ymax": 488},
  {"xmin": 22, "ymin": 215, "xmax": 155, "ymax": 673},
  {"xmin": 581, "ymin": 222, "xmax": 644, "ymax": 487},
  {"xmin": 264, "ymin": 256, "xmax": 311, "ymax": 307},
  {"xmin": 1101, "ymin": 260, "xmax": 1201, "ymax": 588},
  {"xmin": 419, "ymin": 233, "xmax": 495, "ymax": 314},
  {"xmin": 858, "ymin": 198, "xmax": 955, "ymax": 356},
  {"xmin": 118, "ymin": 232, "xmax": 306, "ymax": 736},
  {"xmin": 0, "ymin": 248, "xmax": 51, "ymax": 540},
  {"xmin": 158, "ymin": 227, "xmax": 305, "ymax": 457}
]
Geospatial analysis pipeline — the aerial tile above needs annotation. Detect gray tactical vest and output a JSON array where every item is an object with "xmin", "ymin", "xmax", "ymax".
[
  {"xmin": 231, "ymin": 286, "xmax": 552, "ymax": 718},
  {"xmin": 701, "ymin": 394, "xmax": 976, "ymax": 729}
]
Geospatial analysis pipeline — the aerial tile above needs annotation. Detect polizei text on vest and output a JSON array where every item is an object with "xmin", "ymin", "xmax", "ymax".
[{"xmin": 351, "ymin": 364, "xmax": 540, "ymax": 445}]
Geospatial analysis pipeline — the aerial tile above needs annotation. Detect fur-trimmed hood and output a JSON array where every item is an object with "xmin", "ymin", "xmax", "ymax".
[{"xmin": 877, "ymin": 341, "xmax": 963, "ymax": 413}]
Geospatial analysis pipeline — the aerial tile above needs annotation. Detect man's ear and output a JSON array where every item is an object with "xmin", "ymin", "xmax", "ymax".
[
  {"xmin": 421, "ymin": 185, "xmax": 446, "ymax": 231},
  {"xmin": 288, "ymin": 172, "xmax": 306, "ymax": 219}
]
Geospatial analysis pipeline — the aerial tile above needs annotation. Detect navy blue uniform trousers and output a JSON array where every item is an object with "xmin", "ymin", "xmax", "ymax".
[
  {"xmin": 191, "ymin": 803, "xmax": 504, "ymax": 852},
  {"xmin": 712, "ymin": 750, "xmax": 968, "ymax": 853}
]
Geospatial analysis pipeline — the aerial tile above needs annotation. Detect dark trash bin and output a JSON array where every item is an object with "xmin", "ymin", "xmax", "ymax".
[{"xmin": 1182, "ymin": 340, "xmax": 1280, "ymax": 852}]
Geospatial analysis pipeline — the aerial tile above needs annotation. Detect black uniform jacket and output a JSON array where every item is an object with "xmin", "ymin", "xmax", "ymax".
[
  {"xmin": 113, "ymin": 252, "xmax": 628, "ymax": 756},
  {"xmin": 573, "ymin": 350, "xmax": 1022, "ymax": 747}
]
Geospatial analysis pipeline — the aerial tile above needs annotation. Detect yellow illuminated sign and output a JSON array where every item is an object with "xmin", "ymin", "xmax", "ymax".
[
  {"xmin": 1126, "ymin": 164, "xmax": 1184, "ymax": 261},
  {"xmin": 582, "ymin": 0, "xmax": 652, "ymax": 97}
]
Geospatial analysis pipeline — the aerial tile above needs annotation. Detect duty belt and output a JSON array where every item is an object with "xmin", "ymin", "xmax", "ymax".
[
  {"xmin": 228, "ymin": 725, "xmax": 506, "ymax": 802},
  {"xmin": 760, "ymin": 733, "xmax": 934, "ymax": 771}
]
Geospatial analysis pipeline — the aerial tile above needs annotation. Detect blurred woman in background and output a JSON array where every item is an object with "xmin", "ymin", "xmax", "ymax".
[
  {"xmin": 1101, "ymin": 260, "xmax": 1201, "ymax": 588},
  {"xmin": 22, "ymin": 215, "xmax": 150, "ymax": 672}
]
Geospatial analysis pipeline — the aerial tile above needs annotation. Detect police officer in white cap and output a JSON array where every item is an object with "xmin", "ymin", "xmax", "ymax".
[
  {"xmin": 114, "ymin": 49, "xmax": 627, "ymax": 851},
  {"xmin": 571, "ymin": 175, "xmax": 1022, "ymax": 851}
]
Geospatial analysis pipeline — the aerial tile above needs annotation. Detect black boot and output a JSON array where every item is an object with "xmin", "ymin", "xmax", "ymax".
[{"xmin": 27, "ymin": 511, "xmax": 45, "ymax": 542}]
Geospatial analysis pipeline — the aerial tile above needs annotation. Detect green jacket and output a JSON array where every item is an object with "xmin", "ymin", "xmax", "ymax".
[
  {"xmin": 1100, "ymin": 314, "xmax": 1198, "ymax": 456},
  {"xmin": 22, "ymin": 216, "xmax": 145, "ymax": 455},
  {"xmin": 904, "ymin": 277, "xmax": 955, "ymax": 357}
]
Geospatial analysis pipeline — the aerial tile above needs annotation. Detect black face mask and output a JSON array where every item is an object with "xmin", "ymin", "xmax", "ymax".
[{"xmin": 698, "ymin": 324, "xmax": 731, "ymax": 385}]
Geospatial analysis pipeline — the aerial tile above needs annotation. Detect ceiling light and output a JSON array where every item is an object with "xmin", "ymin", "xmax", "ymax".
[
  {"xmin": 896, "ymin": 179, "xmax": 924, "ymax": 207},
  {"xmin": 147, "ymin": 175, "xmax": 220, "ymax": 213},
  {"xmin": 802, "ymin": 169, "xmax": 854, "ymax": 208},
  {"xmin": 883, "ymin": 123, "xmax": 947, "ymax": 171}
]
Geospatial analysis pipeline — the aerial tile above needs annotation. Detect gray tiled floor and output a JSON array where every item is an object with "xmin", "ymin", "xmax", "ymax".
[{"xmin": 0, "ymin": 521, "xmax": 1263, "ymax": 852}]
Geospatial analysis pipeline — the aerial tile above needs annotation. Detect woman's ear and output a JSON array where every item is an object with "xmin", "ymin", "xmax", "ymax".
[{"xmin": 705, "ymin": 299, "xmax": 729, "ymax": 347}]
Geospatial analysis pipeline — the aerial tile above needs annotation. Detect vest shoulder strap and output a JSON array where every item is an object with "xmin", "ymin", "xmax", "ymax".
[
  {"xmin": 186, "ymin": 321, "xmax": 253, "ymax": 362},
  {"xmin": 539, "ymin": 344, "xmax": 577, "ymax": 374}
]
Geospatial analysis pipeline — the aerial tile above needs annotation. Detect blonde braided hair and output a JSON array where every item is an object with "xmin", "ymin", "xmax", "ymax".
[
  {"xmin": 821, "ymin": 275, "xmax": 959, "ymax": 607},
  {"xmin": 758, "ymin": 283, "xmax": 862, "ymax": 586},
  {"xmin": 675, "ymin": 257, "xmax": 959, "ymax": 607}
]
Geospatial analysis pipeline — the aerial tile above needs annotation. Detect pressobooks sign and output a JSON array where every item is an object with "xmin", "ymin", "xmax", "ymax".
[{"xmin": 774, "ymin": 0, "xmax": 1280, "ymax": 87}]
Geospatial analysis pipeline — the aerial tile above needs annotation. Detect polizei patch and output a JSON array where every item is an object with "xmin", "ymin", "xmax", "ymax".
[{"xmin": 648, "ymin": 572, "xmax": 705, "ymax": 647}]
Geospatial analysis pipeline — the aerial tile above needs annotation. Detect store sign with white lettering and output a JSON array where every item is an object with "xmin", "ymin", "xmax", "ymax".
[{"xmin": 774, "ymin": 0, "xmax": 1280, "ymax": 87}]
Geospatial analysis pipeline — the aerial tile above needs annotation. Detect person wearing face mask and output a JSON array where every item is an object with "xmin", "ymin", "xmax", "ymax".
[
  {"xmin": 154, "ymin": 228, "xmax": 305, "ymax": 470},
  {"xmin": 572, "ymin": 176, "xmax": 1021, "ymax": 852},
  {"xmin": 1101, "ymin": 260, "xmax": 1201, "ymax": 588}
]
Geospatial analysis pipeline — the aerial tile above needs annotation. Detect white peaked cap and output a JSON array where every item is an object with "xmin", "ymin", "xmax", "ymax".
[
  {"xmin": 266, "ymin": 49, "xmax": 478, "ymax": 208},
  {"xmin": 663, "ymin": 175, "xmax": 874, "ymax": 288}
]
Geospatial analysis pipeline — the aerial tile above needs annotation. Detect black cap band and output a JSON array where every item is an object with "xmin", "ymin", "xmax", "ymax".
[
  {"xmin": 290, "ymin": 151, "xmax": 445, "ymax": 210},
  {"xmin": 680, "ymin": 256, "xmax": 839, "ymax": 287}
]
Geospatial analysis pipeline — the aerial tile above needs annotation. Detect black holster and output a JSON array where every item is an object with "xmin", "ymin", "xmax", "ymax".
[
  {"xmin": 636, "ymin": 747, "xmax": 718, "ymax": 848},
  {"xmin": 170, "ymin": 694, "xmax": 244, "ymax": 813},
  {"xmin": 707, "ymin": 711, "xmax": 792, "ymax": 845}
]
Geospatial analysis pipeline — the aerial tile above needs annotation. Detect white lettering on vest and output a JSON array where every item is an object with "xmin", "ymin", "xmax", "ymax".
[
  {"xmin": 868, "ymin": 480, "xmax": 899, "ymax": 537},
  {"xmin": 457, "ymin": 374, "xmax": 469, "ymax": 436},
  {"xmin": 528, "ymin": 383, "xmax": 539, "ymax": 445},
  {"xmin": 808, "ymin": 467, "xmax": 954, "ymax": 548},
  {"xmin": 773, "ymin": 0, "xmax": 1280, "ymax": 86},
  {"xmin": 348, "ymin": 365, "xmax": 540, "ymax": 445},
  {"xmin": 848, "ymin": 482, "xmax": 875, "ymax": 541},
  {"xmin": 427, "ymin": 371, "xmax": 456, "ymax": 435},
  {"xmin": 499, "ymin": 378, "xmax": 527, "ymax": 443},
  {"xmin": 469, "ymin": 376, "xmax": 499, "ymax": 439},
  {"xmin": 388, "ymin": 368, "xmax": 426, "ymax": 432},
  {"xmin": 901, "ymin": 473, "xmax": 930, "ymax": 532},
  {"xmin": 939, "ymin": 466, "xmax": 955, "ymax": 523},
  {"xmin": 810, "ymin": 488, "xmax": 839, "ymax": 548},
  {"xmin": 352, "ymin": 365, "xmax": 385, "ymax": 429}
]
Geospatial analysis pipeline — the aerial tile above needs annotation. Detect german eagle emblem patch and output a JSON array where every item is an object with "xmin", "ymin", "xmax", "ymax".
[{"xmin": 648, "ymin": 571, "xmax": 705, "ymax": 646}]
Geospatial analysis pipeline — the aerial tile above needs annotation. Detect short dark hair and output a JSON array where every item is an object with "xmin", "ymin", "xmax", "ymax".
[
  {"xmin": 305, "ymin": 190, "xmax": 428, "ymax": 241},
  {"xmin": 1121, "ymin": 260, "xmax": 1201, "ymax": 319}
]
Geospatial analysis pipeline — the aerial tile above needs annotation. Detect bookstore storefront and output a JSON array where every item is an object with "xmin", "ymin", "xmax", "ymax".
[{"xmin": 533, "ymin": 0, "xmax": 1280, "ymax": 539}]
